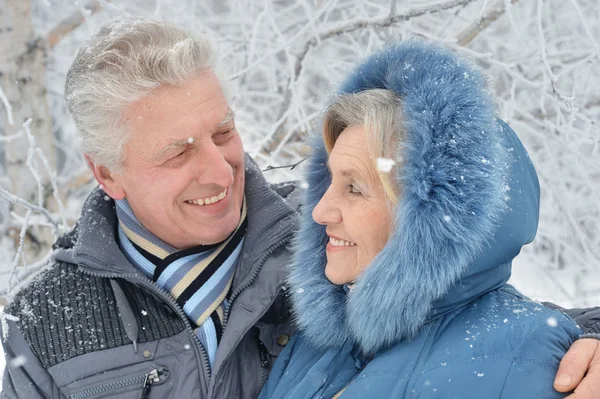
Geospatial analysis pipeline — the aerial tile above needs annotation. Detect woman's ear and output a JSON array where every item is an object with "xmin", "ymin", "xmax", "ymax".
[{"xmin": 84, "ymin": 154, "xmax": 126, "ymax": 200}]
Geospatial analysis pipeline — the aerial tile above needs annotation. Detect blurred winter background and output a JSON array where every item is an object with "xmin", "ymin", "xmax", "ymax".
[{"xmin": 0, "ymin": 0, "xmax": 599, "ymax": 380}]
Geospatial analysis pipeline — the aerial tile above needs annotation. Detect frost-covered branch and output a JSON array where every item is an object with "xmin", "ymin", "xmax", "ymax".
[
  {"xmin": 0, "ymin": 187, "xmax": 60, "ymax": 230},
  {"xmin": 258, "ymin": 0, "xmax": 483, "ymax": 169},
  {"xmin": 7, "ymin": 209, "xmax": 31, "ymax": 292},
  {"xmin": 2, "ymin": 250, "xmax": 54, "ymax": 301},
  {"xmin": 47, "ymin": 0, "xmax": 103, "ymax": 48},
  {"xmin": 0, "ymin": 83, "xmax": 14, "ymax": 126},
  {"xmin": 456, "ymin": 0, "xmax": 520, "ymax": 45},
  {"xmin": 294, "ymin": 0, "xmax": 481, "ymax": 79},
  {"xmin": 24, "ymin": 119, "xmax": 45, "ymax": 208}
]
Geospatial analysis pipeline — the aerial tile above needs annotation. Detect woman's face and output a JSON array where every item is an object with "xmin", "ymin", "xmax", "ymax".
[{"xmin": 312, "ymin": 125, "xmax": 393, "ymax": 285}]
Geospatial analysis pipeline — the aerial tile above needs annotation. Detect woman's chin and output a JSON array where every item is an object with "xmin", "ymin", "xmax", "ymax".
[{"xmin": 324, "ymin": 267, "xmax": 351, "ymax": 286}]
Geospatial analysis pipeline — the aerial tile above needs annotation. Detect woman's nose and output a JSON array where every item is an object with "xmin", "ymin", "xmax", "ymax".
[{"xmin": 312, "ymin": 187, "xmax": 342, "ymax": 225}]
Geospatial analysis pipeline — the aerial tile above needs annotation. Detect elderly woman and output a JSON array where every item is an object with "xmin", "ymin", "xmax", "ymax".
[{"xmin": 259, "ymin": 41, "xmax": 582, "ymax": 398}]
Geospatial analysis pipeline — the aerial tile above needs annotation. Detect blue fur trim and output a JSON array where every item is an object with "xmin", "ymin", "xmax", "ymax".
[{"xmin": 289, "ymin": 40, "xmax": 510, "ymax": 354}]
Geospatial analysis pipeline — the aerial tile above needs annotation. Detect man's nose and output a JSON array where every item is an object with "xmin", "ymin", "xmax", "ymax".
[{"xmin": 195, "ymin": 142, "xmax": 234, "ymax": 188}]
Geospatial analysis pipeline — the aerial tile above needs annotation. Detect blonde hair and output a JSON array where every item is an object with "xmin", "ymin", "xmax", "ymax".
[
  {"xmin": 65, "ymin": 17, "xmax": 228, "ymax": 172},
  {"xmin": 323, "ymin": 89, "xmax": 403, "ymax": 205}
]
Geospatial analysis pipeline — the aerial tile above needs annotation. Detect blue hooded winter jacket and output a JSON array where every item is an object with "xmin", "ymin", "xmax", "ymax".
[{"xmin": 258, "ymin": 40, "xmax": 581, "ymax": 399}]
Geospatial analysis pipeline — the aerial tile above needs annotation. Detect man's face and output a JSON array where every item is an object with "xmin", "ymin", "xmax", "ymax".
[{"xmin": 103, "ymin": 71, "xmax": 245, "ymax": 249}]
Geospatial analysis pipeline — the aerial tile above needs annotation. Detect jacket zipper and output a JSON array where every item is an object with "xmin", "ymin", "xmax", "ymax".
[
  {"xmin": 76, "ymin": 267, "xmax": 212, "ymax": 380},
  {"xmin": 210, "ymin": 237, "xmax": 291, "ymax": 394},
  {"xmin": 140, "ymin": 367, "xmax": 169, "ymax": 399},
  {"xmin": 255, "ymin": 331, "xmax": 271, "ymax": 369},
  {"xmin": 259, "ymin": 355, "xmax": 270, "ymax": 387},
  {"xmin": 223, "ymin": 237, "xmax": 290, "ymax": 327},
  {"xmin": 328, "ymin": 362, "xmax": 368, "ymax": 399},
  {"xmin": 316, "ymin": 341, "xmax": 370, "ymax": 399},
  {"xmin": 70, "ymin": 367, "xmax": 168, "ymax": 399},
  {"xmin": 254, "ymin": 328, "xmax": 271, "ymax": 387}
]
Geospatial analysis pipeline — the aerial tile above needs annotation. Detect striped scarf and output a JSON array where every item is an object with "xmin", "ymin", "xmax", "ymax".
[{"xmin": 115, "ymin": 198, "xmax": 247, "ymax": 367}]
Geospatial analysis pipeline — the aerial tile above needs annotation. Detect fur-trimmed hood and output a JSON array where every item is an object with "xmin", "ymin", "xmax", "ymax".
[{"xmin": 289, "ymin": 40, "xmax": 541, "ymax": 355}]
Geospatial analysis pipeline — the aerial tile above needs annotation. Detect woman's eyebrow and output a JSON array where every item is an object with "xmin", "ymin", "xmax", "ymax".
[{"xmin": 328, "ymin": 161, "xmax": 364, "ymax": 180}]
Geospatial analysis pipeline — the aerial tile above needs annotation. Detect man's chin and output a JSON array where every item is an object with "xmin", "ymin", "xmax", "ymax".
[{"xmin": 193, "ymin": 217, "xmax": 241, "ymax": 245}]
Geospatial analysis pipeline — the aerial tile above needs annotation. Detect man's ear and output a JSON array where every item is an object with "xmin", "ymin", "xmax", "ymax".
[{"xmin": 84, "ymin": 154, "xmax": 126, "ymax": 200}]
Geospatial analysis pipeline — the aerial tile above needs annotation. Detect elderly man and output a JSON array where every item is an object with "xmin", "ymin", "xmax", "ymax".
[{"xmin": 1, "ymin": 18, "xmax": 599, "ymax": 399}]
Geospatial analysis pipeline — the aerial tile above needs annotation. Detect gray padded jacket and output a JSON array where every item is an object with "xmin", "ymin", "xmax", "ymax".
[{"xmin": 1, "ymin": 155, "xmax": 299, "ymax": 399}]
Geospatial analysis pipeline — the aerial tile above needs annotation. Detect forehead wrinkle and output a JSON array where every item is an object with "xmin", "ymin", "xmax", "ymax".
[{"xmin": 329, "ymin": 145, "xmax": 375, "ymax": 186}]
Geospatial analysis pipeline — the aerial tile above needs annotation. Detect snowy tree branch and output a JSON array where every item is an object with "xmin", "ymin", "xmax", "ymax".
[
  {"xmin": 456, "ymin": 0, "xmax": 521, "ymax": 46},
  {"xmin": 294, "ymin": 0, "xmax": 481, "ymax": 79},
  {"xmin": 0, "ymin": 83, "xmax": 14, "ymax": 126},
  {"xmin": 47, "ymin": 0, "xmax": 104, "ymax": 48},
  {"xmin": 7, "ymin": 209, "xmax": 31, "ymax": 292},
  {"xmin": 0, "ymin": 187, "xmax": 60, "ymax": 230}
]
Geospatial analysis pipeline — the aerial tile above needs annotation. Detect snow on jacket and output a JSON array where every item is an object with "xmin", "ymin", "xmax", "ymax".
[
  {"xmin": 1, "ymin": 155, "xmax": 299, "ymax": 399},
  {"xmin": 259, "ymin": 40, "xmax": 581, "ymax": 399}
]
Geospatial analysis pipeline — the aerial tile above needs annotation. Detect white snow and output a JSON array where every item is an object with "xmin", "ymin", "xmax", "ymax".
[
  {"xmin": 8, "ymin": 356, "xmax": 26, "ymax": 368},
  {"xmin": 547, "ymin": 317, "xmax": 558, "ymax": 328},
  {"xmin": 376, "ymin": 157, "xmax": 396, "ymax": 173}
]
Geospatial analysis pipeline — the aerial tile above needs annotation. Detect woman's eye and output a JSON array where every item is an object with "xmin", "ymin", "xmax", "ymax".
[{"xmin": 349, "ymin": 184, "xmax": 362, "ymax": 195}]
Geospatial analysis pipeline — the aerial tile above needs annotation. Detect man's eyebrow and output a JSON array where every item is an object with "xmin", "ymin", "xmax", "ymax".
[
  {"xmin": 150, "ymin": 138, "xmax": 190, "ymax": 163},
  {"xmin": 150, "ymin": 109, "xmax": 235, "ymax": 163},
  {"xmin": 215, "ymin": 108, "xmax": 235, "ymax": 129}
]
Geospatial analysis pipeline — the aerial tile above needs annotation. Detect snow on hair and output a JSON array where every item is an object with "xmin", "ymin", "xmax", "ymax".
[
  {"xmin": 64, "ymin": 17, "xmax": 229, "ymax": 172},
  {"xmin": 323, "ymin": 89, "xmax": 404, "ymax": 205}
]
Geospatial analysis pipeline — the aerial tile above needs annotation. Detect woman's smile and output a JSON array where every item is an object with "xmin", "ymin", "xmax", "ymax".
[{"xmin": 326, "ymin": 234, "xmax": 357, "ymax": 252}]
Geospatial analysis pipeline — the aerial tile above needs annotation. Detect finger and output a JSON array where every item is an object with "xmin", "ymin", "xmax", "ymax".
[
  {"xmin": 554, "ymin": 339, "xmax": 599, "ymax": 392},
  {"xmin": 566, "ymin": 348, "xmax": 600, "ymax": 399}
]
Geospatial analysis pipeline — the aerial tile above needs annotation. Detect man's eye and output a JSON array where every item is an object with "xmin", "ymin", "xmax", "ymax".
[
  {"xmin": 215, "ymin": 129, "xmax": 234, "ymax": 143},
  {"xmin": 163, "ymin": 151, "xmax": 185, "ymax": 165}
]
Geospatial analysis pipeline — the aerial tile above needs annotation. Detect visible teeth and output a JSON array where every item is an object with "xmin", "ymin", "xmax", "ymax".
[
  {"xmin": 329, "ymin": 237, "xmax": 356, "ymax": 247},
  {"xmin": 186, "ymin": 188, "xmax": 227, "ymax": 206}
]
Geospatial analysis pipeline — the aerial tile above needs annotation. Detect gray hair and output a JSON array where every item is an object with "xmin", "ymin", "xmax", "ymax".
[
  {"xmin": 323, "ymin": 89, "xmax": 404, "ymax": 204},
  {"xmin": 65, "ymin": 17, "xmax": 228, "ymax": 172}
]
